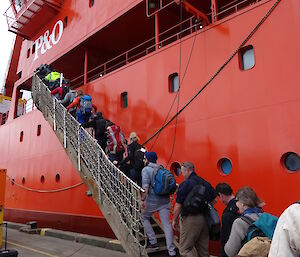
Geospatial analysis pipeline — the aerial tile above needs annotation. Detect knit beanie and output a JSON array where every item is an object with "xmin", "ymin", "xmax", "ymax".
[{"xmin": 144, "ymin": 152, "xmax": 158, "ymax": 163}]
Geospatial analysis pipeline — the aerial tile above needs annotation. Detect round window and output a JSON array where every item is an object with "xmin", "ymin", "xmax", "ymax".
[
  {"xmin": 170, "ymin": 162, "xmax": 181, "ymax": 176},
  {"xmin": 282, "ymin": 152, "xmax": 300, "ymax": 172},
  {"xmin": 218, "ymin": 158, "xmax": 232, "ymax": 175}
]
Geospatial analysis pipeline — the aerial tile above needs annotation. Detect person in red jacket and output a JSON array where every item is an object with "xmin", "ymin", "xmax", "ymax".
[
  {"xmin": 67, "ymin": 90, "xmax": 97, "ymax": 124},
  {"xmin": 50, "ymin": 79, "xmax": 69, "ymax": 100}
]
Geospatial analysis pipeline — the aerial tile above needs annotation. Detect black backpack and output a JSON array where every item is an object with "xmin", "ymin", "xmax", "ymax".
[
  {"xmin": 183, "ymin": 182, "xmax": 209, "ymax": 214},
  {"xmin": 36, "ymin": 64, "xmax": 52, "ymax": 78},
  {"xmin": 206, "ymin": 203, "xmax": 221, "ymax": 241},
  {"xmin": 61, "ymin": 85, "xmax": 69, "ymax": 100},
  {"xmin": 132, "ymin": 146, "xmax": 146, "ymax": 171},
  {"xmin": 183, "ymin": 181, "xmax": 220, "ymax": 240}
]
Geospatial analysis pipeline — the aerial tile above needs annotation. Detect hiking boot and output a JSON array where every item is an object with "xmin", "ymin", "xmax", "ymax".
[{"xmin": 146, "ymin": 243, "xmax": 159, "ymax": 250}]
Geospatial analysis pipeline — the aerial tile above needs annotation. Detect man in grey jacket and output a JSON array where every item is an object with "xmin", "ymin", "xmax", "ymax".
[
  {"xmin": 60, "ymin": 90, "xmax": 76, "ymax": 117},
  {"xmin": 141, "ymin": 152, "xmax": 176, "ymax": 257}
]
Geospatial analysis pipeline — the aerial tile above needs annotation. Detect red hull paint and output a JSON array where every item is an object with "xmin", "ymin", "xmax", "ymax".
[
  {"xmin": 1, "ymin": 0, "xmax": 300, "ymax": 246},
  {"xmin": 4, "ymin": 208, "xmax": 115, "ymax": 238}
]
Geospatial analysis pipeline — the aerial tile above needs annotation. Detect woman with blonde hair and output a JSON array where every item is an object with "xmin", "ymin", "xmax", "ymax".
[
  {"xmin": 117, "ymin": 132, "xmax": 145, "ymax": 185},
  {"xmin": 224, "ymin": 187, "xmax": 264, "ymax": 257}
]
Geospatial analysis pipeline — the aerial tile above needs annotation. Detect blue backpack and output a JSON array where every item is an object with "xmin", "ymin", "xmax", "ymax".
[
  {"xmin": 152, "ymin": 165, "xmax": 177, "ymax": 196},
  {"xmin": 80, "ymin": 95, "xmax": 93, "ymax": 114},
  {"xmin": 241, "ymin": 212, "xmax": 278, "ymax": 242}
]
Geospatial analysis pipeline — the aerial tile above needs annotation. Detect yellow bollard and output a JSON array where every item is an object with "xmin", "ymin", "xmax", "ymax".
[{"xmin": 0, "ymin": 169, "xmax": 7, "ymax": 249}]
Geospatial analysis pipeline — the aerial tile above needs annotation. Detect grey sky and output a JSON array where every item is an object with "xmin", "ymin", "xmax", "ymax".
[{"xmin": 0, "ymin": 0, "xmax": 16, "ymax": 94}]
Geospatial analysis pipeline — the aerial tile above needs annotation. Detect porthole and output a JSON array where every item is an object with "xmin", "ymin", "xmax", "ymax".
[
  {"xmin": 20, "ymin": 131, "xmax": 24, "ymax": 142},
  {"xmin": 37, "ymin": 124, "xmax": 41, "ymax": 136},
  {"xmin": 89, "ymin": 0, "xmax": 94, "ymax": 7},
  {"xmin": 168, "ymin": 73, "xmax": 179, "ymax": 93},
  {"xmin": 41, "ymin": 175, "xmax": 45, "ymax": 183},
  {"xmin": 121, "ymin": 92, "xmax": 128, "ymax": 108},
  {"xmin": 64, "ymin": 16, "xmax": 68, "ymax": 28},
  {"xmin": 218, "ymin": 158, "xmax": 232, "ymax": 175},
  {"xmin": 170, "ymin": 162, "xmax": 181, "ymax": 176},
  {"xmin": 32, "ymin": 44, "xmax": 35, "ymax": 54},
  {"xmin": 55, "ymin": 173, "xmax": 60, "ymax": 182},
  {"xmin": 22, "ymin": 177, "xmax": 25, "ymax": 184},
  {"xmin": 239, "ymin": 45, "xmax": 255, "ymax": 70},
  {"xmin": 27, "ymin": 48, "xmax": 30, "ymax": 58},
  {"xmin": 281, "ymin": 152, "xmax": 300, "ymax": 173}
]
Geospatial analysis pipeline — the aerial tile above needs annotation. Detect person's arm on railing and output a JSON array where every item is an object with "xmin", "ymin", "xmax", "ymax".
[
  {"xmin": 82, "ymin": 119, "xmax": 96, "ymax": 129},
  {"xmin": 51, "ymin": 87, "xmax": 61, "ymax": 96},
  {"xmin": 67, "ymin": 97, "xmax": 79, "ymax": 111}
]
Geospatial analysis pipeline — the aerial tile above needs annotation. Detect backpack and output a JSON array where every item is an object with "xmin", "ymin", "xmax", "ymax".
[
  {"xmin": 183, "ymin": 183, "xmax": 209, "ymax": 214},
  {"xmin": 36, "ymin": 64, "xmax": 52, "ymax": 78},
  {"xmin": 241, "ymin": 213, "xmax": 278, "ymax": 243},
  {"xmin": 132, "ymin": 146, "xmax": 146, "ymax": 171},
  {"xmin": 206, "ymin": 203, "xmax": 221, "ymax": 241},
  {"xmin": 238, "ymin": 236, "xmax": 271, "ymax": 257},
  {"xmin": 80, "ymin": 95, "xmax": 93, "ymax": 114},
  {"xmin": 183, "ymin": 180, "xmax": 220, "ymax": 240},
  {"xmin": 61, "ymin": 84, "xmax": 69, "ymax": 100},
  {"xmin": 152, "ymin": 165, "xmax": 177, "ymax": 196},
  {"xmin": 106, "ymin": 125, "xmax": 126, "ymax": 154}
]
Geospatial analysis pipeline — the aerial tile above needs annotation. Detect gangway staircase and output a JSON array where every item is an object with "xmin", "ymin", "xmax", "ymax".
[{"xmin": 31, "ymin": 75, "xmax": 174, "ymax": 257}]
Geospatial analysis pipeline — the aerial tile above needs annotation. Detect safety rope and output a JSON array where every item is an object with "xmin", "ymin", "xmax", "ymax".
[
  {"xmin": 143, "ymin": 0, "xmax": 281, "ymax": 146},
  {"xmin": 6, "ymin": 175, "xmax": 84, "ymax": 193}
]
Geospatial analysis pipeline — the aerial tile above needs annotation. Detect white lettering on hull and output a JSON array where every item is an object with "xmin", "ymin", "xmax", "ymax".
[{"xmin": 34, "ymin": 20, "xmax": 64, "ymax": 61}]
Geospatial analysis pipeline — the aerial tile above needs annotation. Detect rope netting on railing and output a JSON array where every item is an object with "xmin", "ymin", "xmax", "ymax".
[{"xmin": 32, "ymin": 75, "xmax": 147, "ymax": 256}]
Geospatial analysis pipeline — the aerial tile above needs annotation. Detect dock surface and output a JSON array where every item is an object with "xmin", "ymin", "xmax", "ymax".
[{"xmin": 1, "ymin": 228, "xmax": 128, "ymax": 257}]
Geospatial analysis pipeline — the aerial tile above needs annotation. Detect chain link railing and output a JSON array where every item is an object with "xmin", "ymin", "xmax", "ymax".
[{"xmin": 32, "ymin": 75, "xmax": 148, "ymax": 257}]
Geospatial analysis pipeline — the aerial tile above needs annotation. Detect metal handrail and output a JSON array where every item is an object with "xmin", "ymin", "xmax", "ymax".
[{"xmin": 32, "ymin": 75, "xmax": 147, "ymax": 256}]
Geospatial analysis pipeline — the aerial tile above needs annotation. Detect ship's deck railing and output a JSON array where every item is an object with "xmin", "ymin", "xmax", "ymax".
[
  {"xmin": 211, "ymin": 0, "xmax": 262, "ymax": 20},
  {"xmin": 32, "ymin": 75, "xmax": 147, "ymax": 257},
  {"xmin": 70, "ymin": 14, "xmax": 200, "ymax": 88},
  {"xmin": 70, "ymin": 0, "xmax": 262, "ymax": 88},
  {"xmin": 3, "ymin": 0, "xmax": 61, "ymax": 33}
]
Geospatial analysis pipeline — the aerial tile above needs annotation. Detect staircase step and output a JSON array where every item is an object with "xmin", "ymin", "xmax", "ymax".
[
  {"xmin": 146, "ymin": 245, "xmax": 168, "ymax": 254},
  {"xmin": 140, "ymin": 233, "xmax": 166, "ymax": 245}
]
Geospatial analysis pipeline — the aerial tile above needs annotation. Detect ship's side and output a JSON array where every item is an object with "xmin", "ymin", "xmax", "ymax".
[{"xmin": 1, "ymin": 0, "xmax": 300, "ymax": 239}]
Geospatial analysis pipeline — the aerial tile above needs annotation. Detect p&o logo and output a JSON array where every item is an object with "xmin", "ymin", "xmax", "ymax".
[{"xmin": 34, "ymin": 20, "xmax": 64, "ymax": 61}]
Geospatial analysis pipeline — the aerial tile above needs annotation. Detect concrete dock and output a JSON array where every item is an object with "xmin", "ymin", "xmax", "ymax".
[{"xmin": 1, "ymin": 226, "xmax": 128, "ymax": 257}]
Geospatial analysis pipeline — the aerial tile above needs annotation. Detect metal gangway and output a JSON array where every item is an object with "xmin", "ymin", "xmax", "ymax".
[{"xmin": 31, "ymin": 75, "xmax": 172, "ymax": 257}]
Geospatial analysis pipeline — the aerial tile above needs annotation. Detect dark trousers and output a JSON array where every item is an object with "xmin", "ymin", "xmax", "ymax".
[
  {"xmin": 128, "ymin": 168, "xmax": 141, "ymax": 186},
  {"xmin": 97, "ymin": 137, "xmax": 107, "ymax": 151},
  {"xmin": 108, "ymin": 152, "xmax": 123, "ymax": 163}
]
